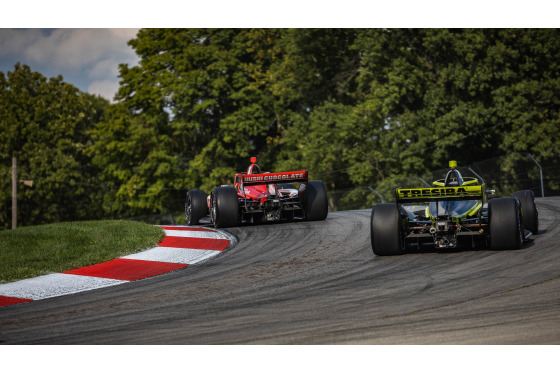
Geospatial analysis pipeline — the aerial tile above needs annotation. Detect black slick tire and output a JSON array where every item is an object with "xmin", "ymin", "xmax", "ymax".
[
  {"xmin": 513, "ymin": 190, "xmax": 539, "ymax": 235},
  {"xmin": 370, "ymin": 203, "xmax": 404, "ymax": 256},
  {"xmin": 185, "ymin": 189, "xmax": 208, "ymax": 225},
  {"xmin": 305, "ymin": 180, "xmax": 328, "ymax": 221},
  {"xmin": 489, "ymin": 197, "xmax": 523, "ymax": 250},
  {"xmin": 211, "ymin": 186, "xmax": 239, "ymax": 228}
]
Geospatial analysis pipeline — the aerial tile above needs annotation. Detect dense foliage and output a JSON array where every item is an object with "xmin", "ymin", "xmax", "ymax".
[
  {"xmin": 2, "ymin": 29, "xmax": 560, "ymax": 228},
  {"xmin": 0, "ymin": 63, "xmax": 109, "ymax": 229}
]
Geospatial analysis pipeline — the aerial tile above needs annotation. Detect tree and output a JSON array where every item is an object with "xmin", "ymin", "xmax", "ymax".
[
  {"xmin": 271, "ymin": 29, "xmax": 369, "ymax": 209},
  {"xmin": 0, "ymin": 63, "xmax": 109, "ymax": 229},
  {"xmin": 89, "ymin": 29, "xmax": 287, "ymax": 217},
  {"xmin": 277, "ymin": 29, "xmax": 560, "ymax": 208},
  {"xmin": 349, "ymin": 29, "xmax": 560, "ymax": 192},
  {"xmin": 87, "ymin": 28, "xmax": 560, "ymax": 216}
]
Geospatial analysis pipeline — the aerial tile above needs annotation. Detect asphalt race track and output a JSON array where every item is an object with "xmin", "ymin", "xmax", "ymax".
[{"xmin": 1, "ymin": 197, "xmax": 559, "ymax": 344}]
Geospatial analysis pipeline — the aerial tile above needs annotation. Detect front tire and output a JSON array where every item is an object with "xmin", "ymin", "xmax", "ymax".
[
  {"xmin": 513, "ymin": 190, "xmax": 538, "ymax": 235},
  {"xmin": 489, "ymin": 197, "xmax": 523, "ymax": 250},
  {"xmin": 305, "ymin": 180, "xmax": 328, "ymax": 221},
  {"xmin": 211, "ymin": 187, "xmax": 239, "ymax": 228},
  {"xmin": 370, "ymin": 203, "xmax": 404, "ymax": 256},
  {"xmin": 185, "ymin": 189, "xmax": 208, "ymax": 225}
]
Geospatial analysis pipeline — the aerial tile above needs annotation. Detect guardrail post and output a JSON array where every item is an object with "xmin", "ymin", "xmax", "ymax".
[{"xmin": 12, "ymin": 157, "xmax": 17, "ymax": 229}]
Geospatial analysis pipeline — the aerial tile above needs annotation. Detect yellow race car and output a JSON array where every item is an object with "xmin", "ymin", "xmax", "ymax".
[{"xmin": 370, "ymin": 161, "xmax": 539, "ymax": 255}]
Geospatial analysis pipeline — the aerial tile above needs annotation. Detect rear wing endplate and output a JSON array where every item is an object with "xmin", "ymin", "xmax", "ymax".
[
  {"xmin": 242, "ymin": 171, "xmax": 308, "ymax": 186},
  {"xmin": 395, "ymin": 185, "xmax": 485, "ymax": 204}
]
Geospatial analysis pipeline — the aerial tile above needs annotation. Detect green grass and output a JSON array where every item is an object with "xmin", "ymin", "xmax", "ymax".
[{"xmin": 0, "ymin": 220, "xmax": 165, "ymax": 284}]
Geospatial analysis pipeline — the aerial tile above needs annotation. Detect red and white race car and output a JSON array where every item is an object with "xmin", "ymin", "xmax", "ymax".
[{"xmin": 185, "ymin": 157, "xmax": 328, "ymax": 228}]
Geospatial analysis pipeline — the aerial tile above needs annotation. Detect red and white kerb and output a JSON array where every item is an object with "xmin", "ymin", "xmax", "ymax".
[{"xmin": 0, "ymin": 226, "xmax": 233, "ymax": 307}]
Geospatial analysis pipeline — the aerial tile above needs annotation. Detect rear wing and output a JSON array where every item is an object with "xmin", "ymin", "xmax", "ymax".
[
  {"xmin": 241, "ymin": 170, "xmax": 308, "ymax": 186},
  {"xmin": 395, "ymin": 185, "xmax": 485, "ymax": 204}
]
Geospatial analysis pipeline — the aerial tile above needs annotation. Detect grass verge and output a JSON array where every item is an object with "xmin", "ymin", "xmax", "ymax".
[{"xmin": 0, "ymin": 220, "xmax": 165, "ymax": 284}]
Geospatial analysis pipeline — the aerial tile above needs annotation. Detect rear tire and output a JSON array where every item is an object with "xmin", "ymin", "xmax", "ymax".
[
  {"xmin": 513, "ymin": 190, "xmax": 538, "ymax": 235},
  {"xmin": 370, "ymin": 203, "xmax": 404, "ymax": 256},
  {"xmin": 489, "ymin": 197, "xmax": 523, "ymax": 250},
  {"xmin": 305, "ymin": 180, "xmax": 328, "ymax": 221},
  {"xmin": 211, "ymin": 187, "xmax": 239, "ymax": 228},
  {"xmin": 185, "ymin": 189, "xmax": 207, "ymax": 225}
]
